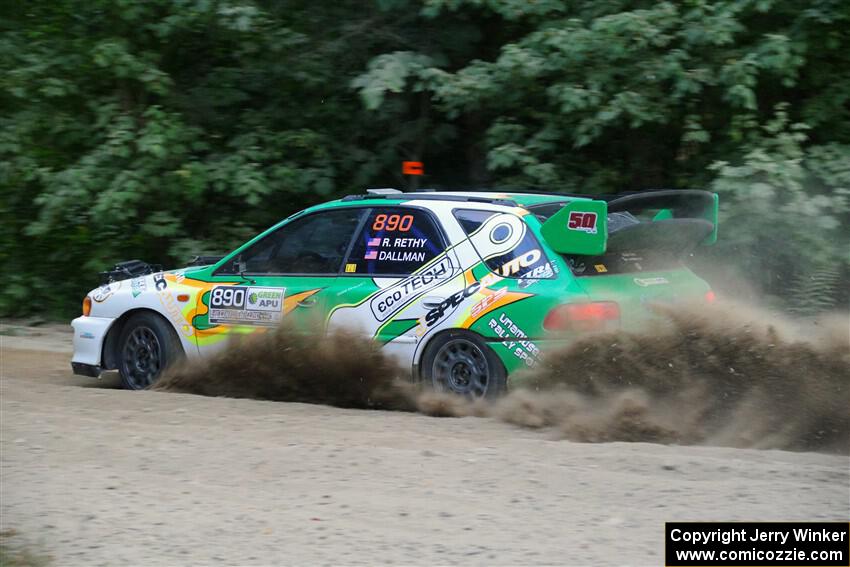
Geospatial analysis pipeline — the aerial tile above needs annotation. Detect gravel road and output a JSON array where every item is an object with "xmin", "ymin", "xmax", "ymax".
[{"xmin": 1, "ymin": 325, "xmax": 848, "ymax": 566}]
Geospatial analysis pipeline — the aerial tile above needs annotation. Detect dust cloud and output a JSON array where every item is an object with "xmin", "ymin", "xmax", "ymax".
[
  {"xmin": 491, "ymin": 304, "xmax": 850, "ymax": 453},
  {"xmin": 154, "ymin": 323, "xmax": 415, "ymax": 411},
  {"xmin": 154, "ymin": 304, "xmax": 849, "ymax": 453}
]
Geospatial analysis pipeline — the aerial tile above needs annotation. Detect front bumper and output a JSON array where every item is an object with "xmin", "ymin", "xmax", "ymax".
[
  {"xmin": 71, "ymin": 362, "xmax": 103, "ymax": 377},
  {"xmin": 70, "ymin": 316, "xmax": 114, "ymax": 375}
]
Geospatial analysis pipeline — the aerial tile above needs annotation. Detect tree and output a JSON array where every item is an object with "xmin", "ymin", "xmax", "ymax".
[{"xmin": 1, "ymin": 0, "xmax": 848, "ymax": 316}]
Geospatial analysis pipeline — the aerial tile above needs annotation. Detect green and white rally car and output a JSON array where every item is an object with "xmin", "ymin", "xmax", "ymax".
[{"xmin": 71, "ymin": 189, "xmax": 718, "ymax": 396}]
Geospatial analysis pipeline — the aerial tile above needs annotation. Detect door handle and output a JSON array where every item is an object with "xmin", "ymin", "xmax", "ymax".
[
  {"xmin": 421, "ymin": 296, "xmax": 446, "ymax": 309},
  {"xmin": 297, "ymin": 297, "xmax": 318, "ymax": 308}
]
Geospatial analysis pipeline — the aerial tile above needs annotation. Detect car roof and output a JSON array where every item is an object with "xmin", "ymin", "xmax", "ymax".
[
  {"xmin": 407, "ymin": 191, "xmax": 586, "ymax": 206},
  {"xmin": 330, "ymin": 190, "xmax": 592, "ymax": 208}
]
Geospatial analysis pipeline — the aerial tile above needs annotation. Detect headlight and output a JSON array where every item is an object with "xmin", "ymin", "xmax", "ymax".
[{"xmin": 82, "ymin": 296, "xmax": 92, "ymax": 316}]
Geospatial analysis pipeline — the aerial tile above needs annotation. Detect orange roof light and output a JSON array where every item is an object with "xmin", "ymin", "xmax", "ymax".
[{"xmin": 402, "ymin": 161, "xmax": 424, "ymax": 175}]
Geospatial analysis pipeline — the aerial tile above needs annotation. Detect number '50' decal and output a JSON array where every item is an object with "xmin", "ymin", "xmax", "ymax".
[{"xmin": 567, "ymin": 212, "xmax": 598, "ymax": 234}]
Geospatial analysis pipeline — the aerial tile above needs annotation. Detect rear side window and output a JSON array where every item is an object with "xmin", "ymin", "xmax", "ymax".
[
  {"xmin": 346, "ymin": 208, "xmax": 446, "ymax": 275},
  {"xmin": 453, "ymin": 209, "xmax": 555, "ymax": 280}
]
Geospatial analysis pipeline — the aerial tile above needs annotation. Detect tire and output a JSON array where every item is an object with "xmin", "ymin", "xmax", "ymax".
[
  {"xmin": 117, "ymin": 312, "xmax": 184, "ymax": 390},
  {"xmin": 420, "ymin": 330, "xmax": 507, "ymax": 399}
]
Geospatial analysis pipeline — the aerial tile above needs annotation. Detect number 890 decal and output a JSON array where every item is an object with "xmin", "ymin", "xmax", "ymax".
[{"xmin": 208, "ymin": 285, "xmax": 286, "ymax": 326}]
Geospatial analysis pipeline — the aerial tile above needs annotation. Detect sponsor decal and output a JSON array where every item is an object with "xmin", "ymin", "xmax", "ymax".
[
  {"xmin": 369, "ymin": 255, "xmax": 453, "ymax": 321},
  {"xmin": 467, "ymin": 213, "xmax": 526, "ymax": 262},
  {"xmin": 336, "ymin": 281, "xmax": 366, "ymax": 296},
  {"xmin": 567, "ymin": 211, "xmax": 598, "ymax": 234},
  {"xmin": 423, "ymin": 280, "xmax": 482, "ymax": 328},
  {"xmin": 345, "ymin": 263, "xmax": 357, "ymax": 273},
  {"xmin": 208, "ymin": 286, "xmax": 285, "ymax": 326},
  {"xmin": 131, "ymin": 277, "xmax": 147, "ymax": 298},
  {"xmin": 158, "ymin": 286, "xmax": 193, "ymax": 338},
  {"xmin": 568, "ymin": 258, "xmax": 587, "ymax": 274},
  {"xmin": 517, "ymin": 262, "xmax": 556, "ymax": 289},
  {"xmin": 621, "ymin": 252, "xmax": 643, "ymax": 271},
  {"xmin": 594, "ymin": 264, "xmax": 607, "ymax": 273},
  {"xmin": 417, "ymin": 270, "xmax": 507, "ymax": 335},
  {"xmin": 79, "ymin": 332, "xmax": 95, "ymax": 339},
  {"xmin": 247, "ymin": 288, "xmax": 284, "ymax": 310},
  {"xmin": 209, "ymin": 309, "xmax": 279, "ymax": 325},
  {"xmin": 634, "ymin": 277, "xmax": 669, "ymax": 287},
  {"xmin": 469, "ymin": 287, "xmax": 507, "ymax": 319},
  {"xmin": 498, "ymin": 249, "xmax": 542, "ymax": 277},
  {"xmin": 488, "ymin": 313, "xmax": 540, "ymax": 368},
  {"xmin": 91, "ymin": 282, "xmax": 120, "ymax": 303},
  {"xmin": 153, "ymin": 272, "xmax": 168, "ymax": 291},
  {"xmin": 489, "ymin": 222, "xmax": 513, "ymax": 244}
]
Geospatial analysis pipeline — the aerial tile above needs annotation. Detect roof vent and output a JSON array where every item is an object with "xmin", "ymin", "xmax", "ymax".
[{"xmin": 366, "ymin": 188, "xmax": 403, "ymax": 195}]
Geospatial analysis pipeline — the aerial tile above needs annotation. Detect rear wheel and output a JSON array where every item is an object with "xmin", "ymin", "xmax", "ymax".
[
  {"xmin": 117, "ymin": 312, "xmax": 183, "ymax": 390},
  {"xmin": 421, "ymin": 331, "xmax": 506, "ymax": 399}
]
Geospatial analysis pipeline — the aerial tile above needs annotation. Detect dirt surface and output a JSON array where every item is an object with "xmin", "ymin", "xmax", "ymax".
[{"xmin": 1, "ymin": 326, "xmax": 848, "ymax": 566}]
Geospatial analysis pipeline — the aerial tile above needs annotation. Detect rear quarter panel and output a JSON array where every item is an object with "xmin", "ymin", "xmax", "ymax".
[{"xmin": 572, "ymin": 267, "xmax": 711, "ymax": 332}]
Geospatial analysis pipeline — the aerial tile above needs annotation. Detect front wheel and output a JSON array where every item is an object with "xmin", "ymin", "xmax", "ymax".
[
  {"xmin": 420, "ymin": 331, "xmax": 507, "ymax": 399},
  {"xmin": 118, "ymin": 312, "xmax": 183, "ymax": 390}
]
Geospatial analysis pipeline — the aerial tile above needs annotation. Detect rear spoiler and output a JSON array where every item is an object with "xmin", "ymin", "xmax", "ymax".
[{"xmin": 539, "ymin": 190, "xmax": 718, "ymax": 256}]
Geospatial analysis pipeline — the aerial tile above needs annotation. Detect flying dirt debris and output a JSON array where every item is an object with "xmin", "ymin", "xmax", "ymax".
[
  {"xmin": 492, "ymin": 304, "xmax": 850, "ymax": 453},
  {"xmin": 154, "ymin": 322, "xmax": 416, "ymax": 411},
  {"xmin": 154, "ymin": 303, "xmax": 850, "ymax": 454}
]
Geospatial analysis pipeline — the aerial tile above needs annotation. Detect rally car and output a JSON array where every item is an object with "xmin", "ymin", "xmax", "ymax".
[{"xmin": 71, "ymin": 188, "xmax": 718, "ymax": 397}]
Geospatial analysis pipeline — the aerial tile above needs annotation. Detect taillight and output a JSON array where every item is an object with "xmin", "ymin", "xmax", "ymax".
[
  {"xmin": 543, "ymin": 301, "xmax": 620, "ymax": 332},
  {"xmin": 705, "ymin": 290, "xmax": 716, "ymax": 303},
  {"xmin": 82, "ymin": 296, "xmax": 92, "ymax": 316}
]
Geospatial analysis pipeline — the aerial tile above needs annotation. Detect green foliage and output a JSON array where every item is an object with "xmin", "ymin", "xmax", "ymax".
[
  {"xmin": 1, "ymin": 0, "xmax": 848, "ymax": 317},
  {"xmin": 1, "ymin": 0, "xmax": 392, "ymax": 317},
  {"xmin": 353, "ymin": 0, "xmax": 850, "ymax": 193},
  {"xmin": 787, "ymin": 265, "xmax": 844, "ymax": 315},
  {"xmin": 707, "ymin": 105, "xmax": 850, "ymax": 307}
]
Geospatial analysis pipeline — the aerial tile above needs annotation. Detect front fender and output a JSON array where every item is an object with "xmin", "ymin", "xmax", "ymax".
[{"xmin": 85, "ymin": 271, "xmax": 200, "ymax": 358}]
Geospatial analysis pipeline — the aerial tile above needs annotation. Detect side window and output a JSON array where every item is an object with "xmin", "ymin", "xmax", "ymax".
[
  {"xmin": 346, "ymin": 208, "xmax": 446, "ymax": 275},
  {"xmin": 453, "ymin": 209, "xmax": 555, "ymax": 280},
  {"xmin": 219, "ymin": 209, "xmax": 365, "ymax": 275}
]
